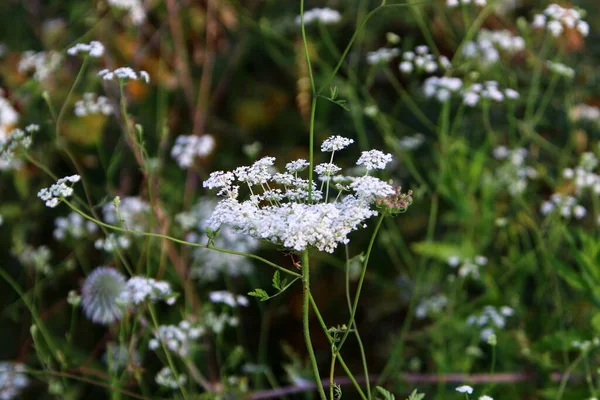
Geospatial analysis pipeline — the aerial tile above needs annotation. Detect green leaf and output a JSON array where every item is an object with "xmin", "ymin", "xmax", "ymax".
[
  {"xmin": 248, "ymin": 288, "xmax": 269, "ymax": 301},
  {"xmin": 375, "ymin": 386, "xmax": 395, "ymax": 400},
  {"xmin": 334, "ymin": 99, "xmax": 350, "ymax": 111},
  {"xmin": 330, "ymin": 86, "xmax": 338, "ymax": 100},
  {"xmin": 406, "ymin": 389, "xmax": 425, "ymax": 400},
  {"xmin": 272, "ymin": 271, "xmax": 281, "ymax": 290}
]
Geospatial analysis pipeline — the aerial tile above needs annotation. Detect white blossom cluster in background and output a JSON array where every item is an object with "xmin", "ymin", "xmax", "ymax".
[
  {"xmin": 447, "ymin": 255, "xmax": 488, "ymax": 279},
  {"xmin": 446, "ymin": 0, "xmax": 486, "ymax": 7},
  {"xmin": 18, "ymin": 50, "xmax": 62, "ymax": 81},
  {"xmin": 54, "ymin": 212, "xmax": 98, "ymax": 241},
  {"xmin": 540, "ymin": 193, "xmax": 586, "ymax": 219},
  {"xmin": 67, "ymin": 41, "xmax": 105, "ymax": 58},
  {"xmin": 98, "ymin": 67, "xmax": 150, "ymax": 83},
  {"xmin": 204, "ymin": 310, "xmax": 240, "ymax": 334},
  {"xmin": 415, "ymin": 294, "xmax": 448, "ymax": 319},
  {"xmin": 562, "ymin": 152, "xmax": 600, "ymax": 195},
  {"xmin": 546, "ymin": 61, "xmax": 575, "ymax": 79},
  {"xmin": 399, "ymin": 45, "xmax": 451, "ymax": 74},
  {"xmin": 74, "ymin": 93, "xmax": 114, "ymax": 117},
  {"xmin": 571, "ymin": 338, "xmax": 600, "ymax": 352},
  {"xmin": 95, "ymin": 233, "xmax": 132, "ymax": 252},
  {"xmin": 570, "ymin": 103, "xmax": 600, "ymax": 123},
  {"xmin": 118, "ymin": 276, "xmax": 176, "ymax": 306},
  {"xmin": 295, "ymin": 8, "xmax": 341, "ymax": 25},
  {"xmin": 462, "ymin": 81, "xmax": 520, "ymax": 107},
  {"xmin": 0, "ymin": 90, "xmax": 18, "ymax": 140},
  {"xmin": 462, "ymin": 29, "xmax": 525, "ymax": 66},
  {"xmin": 171, "ymin": 134, "xmax": 215, "ymax": 168},
  {"xmin": 103, "ymin": 196, "xmax": 150, "ymax": 232},
  {"xmin": 531, "ymin": 4, "xmax": 589, "ymax": 38},
  {"xmin": 177, "ymin": 200, "xmax": 258, "ymax": 281},
  {"xmin": 366, "ymin": 47, "xmax": 400, "ymax": 65},
  {"xmin": 209, "ymin": 291, "xmax": 250, "ymax": 308},
  {"xmin": 107, "ymin": 0, "xmax": 146, "ymax": 25},
  {"xmin": 466, "ymin": 305, "xmax": 514, "ymax": 342},
  {"xmin": 37, "ymin": 174, "xmax": 80, "ymax": 208},
  {"xmin": 149, "ymin": 319, "xmax": 205, "ymax": 357},
  {"xmin": 104, "ymin": 342, "xmax": 141, "ymax": 372},
  {"xmin": 155, "ymin": 367, "xmax": 187, "ymax": 390},
  {"xmin": 492, "ymin": 146, "xmax": 538, "ymax": 196},
  {"xmin": 0, "ymin": 124, "xmax": 37, "ymax": 170},
  {"xmin": 14, "ymin": 244, "xmax": 52, "ymax": 275},
  {"xmin": 203, "ymin": 137, "xmax": 407, "ymax": 253},
  {"xmin": 0, "ymin": 362, "xmax": 29, "ymax": 400},
  {"xmin": 423, "ymin": 76, "xmax": 463, "ymax": 102},
  {"xmin": 396, "ymin": 133, "xmax": 425, "ymax": 151}
]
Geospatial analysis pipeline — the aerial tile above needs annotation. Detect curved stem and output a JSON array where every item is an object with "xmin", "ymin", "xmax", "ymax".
[
  {"xmin": 302, "ymin": 250, "xmax": 327, "ymax": 400},
  {"xmin": 61, "ymin": 199, "xmax": 301, "ymax": 278},
  {"xmin": 299, "ymin": 0, "xmax": 315, "ymax": 93},
  {"xmin": 336, "ymin": 214, "xmax": 385, "ymax": 353}
]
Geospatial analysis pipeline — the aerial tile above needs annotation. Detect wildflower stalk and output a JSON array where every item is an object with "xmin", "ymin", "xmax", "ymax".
[
  {"xmin": 525, "ymin": 33, "xmax": 552, "ymax": 122},
  {"xmin": 309, "ymin": 293, "xmax": 368, "ymax": 400},
  {"xmin": 336, "ymin": 214, "xmax": 385, "ymax": 353},
  {"xmin": 301, "ymin": 250, "xmax": 327, "ymax": 400},
  {"xmin": 55, "ymin": 56, "xmax": 90, "ymax": 142},
  {"xmin": 61, "ymin": 199, "xmax": 301, "ymax": 278}
]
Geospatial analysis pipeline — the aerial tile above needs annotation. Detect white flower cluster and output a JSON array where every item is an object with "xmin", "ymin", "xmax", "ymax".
[
  {"xmin": 493, "ymin": 146, "xmax": 537, "ymax": 196},
  {"xmin": 74, "ymin": 93, "xmax": 114, "ymax": 117},
  {"xmin": 95, "ymin": 233, "xmax": 131, "ymax": 252},
  {"xmin": 571, "ymin": 338, "xmax": 600, "ymax": 352},
  {"xmin": 0, "ymin": 362, "xmax": 29, "ymax": 400},
  {"xmin": 15, "ymin": 245, "xmax": 52, "ymax": 275},
  {"xmin": 171, "ymin": 134, "xmax": 215, "ymax": 168},
  {"xmin": 466, "ymin": 305, "xmax": 514, "ymax": 342},
  {"xmin": 562, "ymin": 152, "xmax": 600, "ymax": 195},
  {"xmin": 107, "ymin": 0, "xmax": 146, "ymax": 25},
  {"xmin": 321, "ymin": 136, "xmax": 354, "ymax": 152},
  {"xmin": 462, "ymin": 81, "xmax": 519, "ymax": 107},
  {"xmin": 532, "ymin": 4, "xmax": 589, "ymax": 37},
  {"xmin": 462, "ymin": 29, "xmax": 525, "ymax": 66},
  {"xmin": 117, "ymin": 276, "xmax": 176, "ymax": 306},
  {"xmin": 0, "ymin": 90, "xmax": 18, "ymax": 140},
  {"xmin": 415, "ymin": 294, "xmax": 448, "ymax": 319},
  {"xmin": 54, "ymin": 212, "xmax": 98, "ymax": 240},
  {"xmin": 367, "ymin": 48, "xmax": 400, "ymax": 65},
  {"xmin": 155, "ymin": 367, "xmax": 186, "ymax": 390},
  {"xmin": 296, "ymin": 8, "xmax": 341, "ymax": 25},
  {"xmin": 67, "ymin": 41, "xmax": 105, "ymax": 58},
  {"xmin": 570, "ymin": 104, "xmax": 600, "ymax": 122},
  {"xmin": 18, "ymin": 50, "xmax": 62, "ymax": 81},
  {"xmin": 37, "ymin": 175, "xmax": 80, "ymax": 208},
  {"xmin": 204, "ymin": 137, "xmax": 400, "ymax": 253},
  {"xmin": 149, "ymin": 319, "xmax": 205, "ymax": 357},
  {"xmin": 104, "ymin": 342, "xmax": 141, "ymax": 371},
  {"xmin": 396, "ymin": 133, "xmax": 425, "ymax": 151},
  {"xmin": 0, "ymin": 125, "xmax": 36, "ymax": 169},
  {"xmin": 540, "ymin": 193, "xmax": 586, "ymax": 219},
  {"xmin": 399, "ymin": 45, "xmax": 451, "ymax": 74},
  {"xmin": 447, "ymin": 255, "xmax": 488, "ymax": 279},
  {"xmin": 209, "ymin": 291, "xmax": 249, "ymax": 308},
  {"xmin": 98, "ymin": 67, "xmax": 149, "ymax": 83},
  {"xmin": 178, "ymin": 200, "xmax": 258, "ymax": 281},
  {"xmin": 446, "ymin": 0, "xmax": 486, "ymax": 7},
  {"xmin": 546, "ymin": 61, "xmax": 575, "ymax": 79},
  {"xmin": 423, "ymin": 76, "xmax": 463, "ymax": 102},
  {"xmin": 103, "ymin": 196, "xmax": 150, "ymax": 232},
  {"xmin": 205, "ymin": 310, "xmax": 240, "ymax": 334}
]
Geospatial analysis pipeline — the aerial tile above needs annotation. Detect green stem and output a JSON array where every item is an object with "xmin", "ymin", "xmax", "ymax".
[
  {"xmin": 56, "ymin": 56, "xmax": 90, "ymax": 141},
  {"xmin": 61, "ymin": 199, "xmax": 301, "ymax": 278},
  {"xmin": 336, "ymin": 214, "xmax": 385, "ymax": 353},
  {"xmin": 299, "ymin": 0, "xmax": 315, "ymax": 93},
  {"xmin": 302, "ymin": 250, "xmax": 327, "ymax": 400}
]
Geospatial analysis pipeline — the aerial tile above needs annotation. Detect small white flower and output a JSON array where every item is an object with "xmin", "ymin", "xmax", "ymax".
[
  {"xmin": 37, "ymin": 175, "xmax": 80, "ymax": 208},
  {"xmin": 456, "ymin": 385, "xmax": 473, "ymax": 394},
  {"xmin": 286, "ymin": 159, "xmax": 310, "ymax": 173},
  {"xmin": 479, "ymin": 395, "xmax": 494, "ymax": 400},
  {"xmin": 296, "ymin": 8, "xmax": 341, "ymax": 25},
  {"xmin": 356, "ymin": 150, "xmax": 392, "ymax": 171},
  {"xmin": 67, "ymin": 41, "xmax": 105, "ymax": 58},
  {"xmin": 321, "ymin": 136, "xmax": 354, "ymax": 152},
  {"xmin": 98, "ymin": 67, "xmax": 150, "ymax": 83},
  {"xmin": 171, "ymin": 134, "xmax": 215, "ymax": 168}
]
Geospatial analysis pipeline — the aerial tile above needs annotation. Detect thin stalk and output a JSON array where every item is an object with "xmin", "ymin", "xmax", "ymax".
[{"xmin": 301, "ymin": 250, "xmax": 327, "ymax": 400}]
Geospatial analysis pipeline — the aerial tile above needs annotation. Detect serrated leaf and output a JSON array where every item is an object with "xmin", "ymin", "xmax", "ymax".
[
  {"xmin": 248, "ymin": 288, "xmax": 269, "ymax": 301},
  {"xmin": 330, "ymin": 86, "xmax": 338, "ymax": 100},
  {"xmin": 375, "ymin": 386, "xmax": 395, "ymax": 400},
  {"xmin": 272, "ymin": 271, "xmax": 281, "ymax": 290},
  {"xmin": 406, "ymin": 389, "xmax": 425, "ymax": 400}
]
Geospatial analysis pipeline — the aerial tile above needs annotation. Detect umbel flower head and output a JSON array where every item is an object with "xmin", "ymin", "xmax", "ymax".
[
  {"xmin": 203, "ymin": 136, "xmax": 411, "ymax": 253},
  {"xmin": 81, "ymin": 267, "xmax": 126, "ymax": 325}
]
